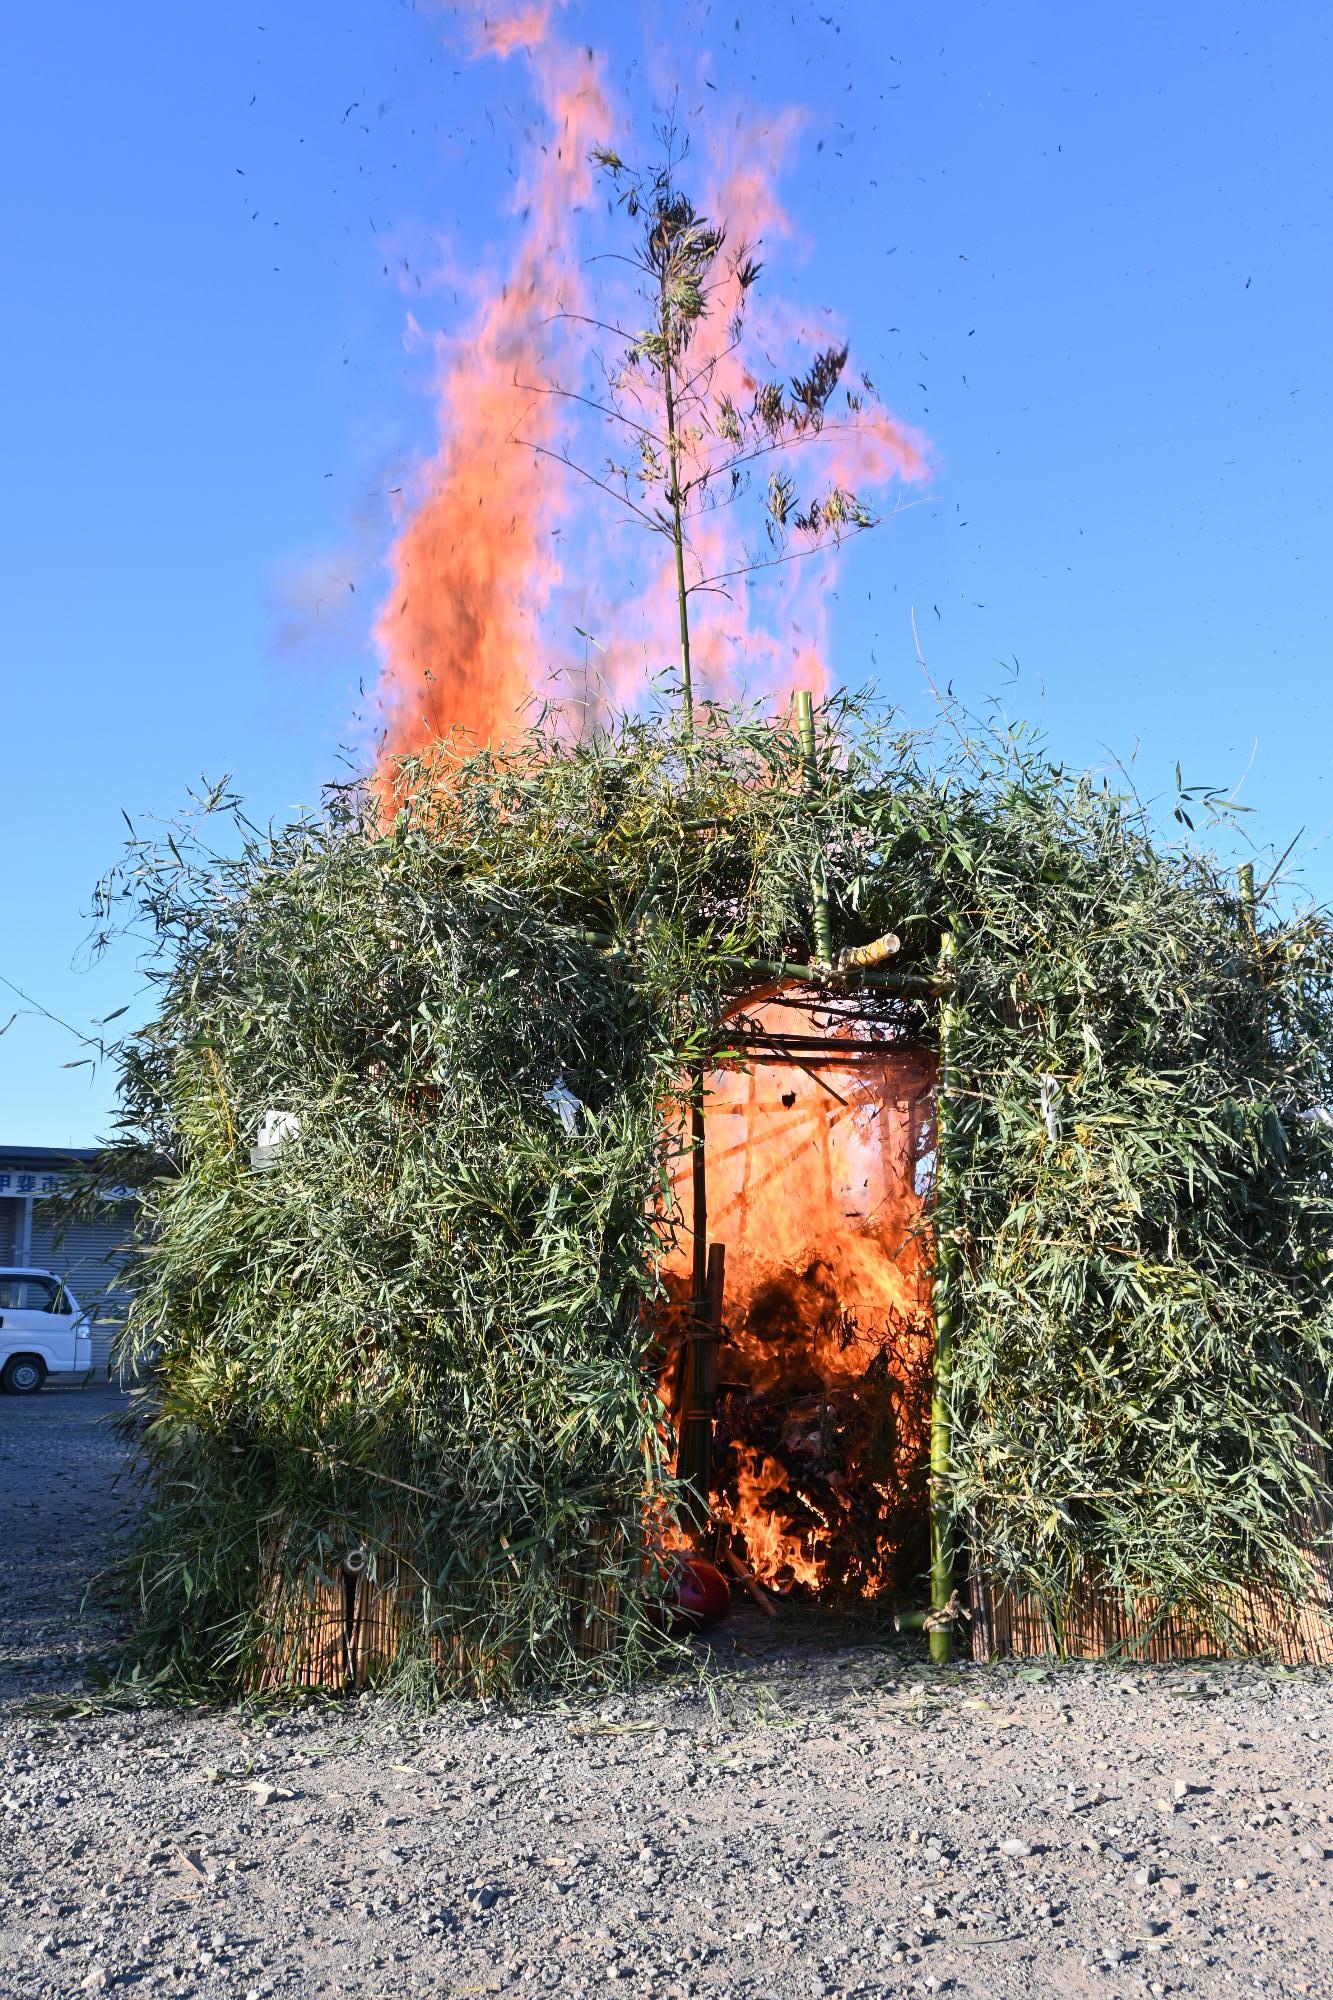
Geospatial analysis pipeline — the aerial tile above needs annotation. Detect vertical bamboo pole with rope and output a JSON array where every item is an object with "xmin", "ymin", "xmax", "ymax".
[{"xmin": 929, "ymin": 929, "xmax": 959, "ymax": 1663}]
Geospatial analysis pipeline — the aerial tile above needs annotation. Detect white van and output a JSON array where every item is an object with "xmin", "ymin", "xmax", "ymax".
[{"xmin": 0, "ymin": 1269, "xmax": 94, "ymax": 1393}]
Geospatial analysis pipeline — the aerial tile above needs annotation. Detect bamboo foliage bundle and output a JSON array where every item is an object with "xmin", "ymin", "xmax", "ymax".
[{"xmin": 96, "ymin": 692, "xmax": 1333, "ymax": 1693}]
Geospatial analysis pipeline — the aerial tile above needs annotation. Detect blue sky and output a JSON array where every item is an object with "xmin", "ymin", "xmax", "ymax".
[{"xmin": 2, "ymin": 1, "xmax": 1330, "ymax": 1145}]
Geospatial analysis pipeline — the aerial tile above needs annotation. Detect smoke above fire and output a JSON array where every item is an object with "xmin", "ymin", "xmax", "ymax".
[{"xmin": 374, "ymin": 2, "xmax": 928, "ymax": 762}]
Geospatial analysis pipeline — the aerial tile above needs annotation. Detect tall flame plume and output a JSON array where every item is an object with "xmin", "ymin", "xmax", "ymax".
[{"xmin": 374, "ymin": 3, "xmax": 927, "ymax": 763}]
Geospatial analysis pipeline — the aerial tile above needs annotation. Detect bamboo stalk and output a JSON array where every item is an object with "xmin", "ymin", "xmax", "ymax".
[
  {"xmin": 722, "ymin": 1544, "xmax": 777, "ymax": 1616},
  {"xmin": 690, "ymin": 1069, "xmax": 708, "ymax": 1318},
  {"xmin": 837, "ymin": 932, "xmax": 902, "ymax": 971},
  {"xmin": 572, "ymin": 929, "xmax": 949, "ymax": 993},
  {"xmin": 795, "ymin": 691, "xmax": 834, "ymax": 968},
  {"xmin": 660, "ymin": 279, "xmax": 694, "ymax": 732},
  {"xmin": 678, "ymin": 1238, "xmax": 725, "ymax": 1523},
  {"xmin": 700, "ymin": 1240, "xmax": 725, "ymax": 1417},
  {"xmin": 724, "ymin": 956, "xmax": 946, "ymax": 993},
  {"xmin": 1238, "ymin": 861, "xmax": 1269, "ymax": 1067},
  {"xmin": 929, "ymin": 929, "xmax": 959, "ymax": 1665},
  {"xmin": 675, "ymin": 1072, "xmax": 712, "ymax": 1525}
]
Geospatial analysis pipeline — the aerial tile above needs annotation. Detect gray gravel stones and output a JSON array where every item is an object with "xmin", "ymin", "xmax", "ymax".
[{"xmin": 2, "ymin": 1389, "xmax": 1332, "ymax": 1999}]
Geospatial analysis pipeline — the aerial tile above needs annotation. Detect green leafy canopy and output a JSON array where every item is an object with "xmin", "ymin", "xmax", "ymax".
[{"xmin": 94, "ymin": 690, "xmax": 1333, "ymax": 1693}]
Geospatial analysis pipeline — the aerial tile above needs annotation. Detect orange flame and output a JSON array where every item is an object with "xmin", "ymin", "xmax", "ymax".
[
  {"xmin": 718, "ymin": 1449, "xmax": 822, "ymax": 1590},
  {"xmin": 472, "ymin": 3, "xmax": 553, "ymax": 58},
  {"xmin": 373, "ymin": 8, "xmax": 929, "ymax": 765},
  {"xmin": 663, "ymin": 999, "xmax": 937, "ymax": 1598},
  {"xmin": 375, "ymin": 17, "xmax": 607, "ymax": 758}
]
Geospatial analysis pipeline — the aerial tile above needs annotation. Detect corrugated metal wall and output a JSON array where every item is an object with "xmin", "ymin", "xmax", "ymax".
[{"xmin": 27, "ymin": 1204, "xmax": 135, "ymax": 1375}]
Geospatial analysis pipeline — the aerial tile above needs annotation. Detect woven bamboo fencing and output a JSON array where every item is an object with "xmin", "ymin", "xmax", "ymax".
[
  {"xmin": 969, "ymin": 1566, "xmax": 1333, "ymax": 1666},
  {"xmin": 970, "ymin": 1385, "xmax": 1333, "ymax": 1665},
  {"xmin": 248, "ymin": 1532, "xmax": 624, "ymax": 1694}
]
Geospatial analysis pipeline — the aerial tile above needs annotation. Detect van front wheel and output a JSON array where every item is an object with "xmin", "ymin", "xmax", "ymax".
[{"xmin": 1, "ymin": 1355, "xmax": 46, "ymax": 1395}]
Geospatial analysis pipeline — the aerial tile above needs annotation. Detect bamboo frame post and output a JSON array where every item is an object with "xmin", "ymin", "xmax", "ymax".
[
  {"xmin": 929, "ymin": 929, "xmax": 959, "ymax": 1664},
  {"xmin": 795, "ymin": 690, "xmax": 834, "ymax": 967},
  {"xmin": 680, "ymin": 1242, "xmax": 726, "ymax": 1522},
  {"xmin": 676, "ymin": 1068, "xmax": 714, "ymax": 1525},
  {"xmin": 690, "ymin": 1064, "xmax": 708, "ymax": 1314}
]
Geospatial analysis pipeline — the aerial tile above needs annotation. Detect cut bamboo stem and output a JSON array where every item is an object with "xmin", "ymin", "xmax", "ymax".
[
  {"xmin": 573, "ymin": 932, "xmax": 950, "ymax": 994},
  {"xmin": 929, "ymin": 928, "xmax": 959, "ymax": 1665},
  {"xmin": 725, "ymin": 957, "xmax": 946, "ymax": 993},
  {"xmin": 722, "ymin": 1545, "xmax": 778, "ymax": 1617}
]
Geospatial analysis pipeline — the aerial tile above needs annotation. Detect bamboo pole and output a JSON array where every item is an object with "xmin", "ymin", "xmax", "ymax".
[
  {"xmin": 724, "ymin": 956, "xmax": 947, "ymax": 994},
  {"xmin": 929, "ymin": 929, "xmax": 959, "ymax": 1664},
  {"xmin": 795, "ymin": 691, "xmax": 834, "ymax": 967},
  {"xmin": 572, "ymin": 934, "xmax": 950, "ymax": 995},
  {"xmin": 723, "ymin": 1544, "xmax": 777, "ymax": 1616},
  {"xmin": 660, "ymin": 281, "xmax": 694, "ymax": 732},
  {"xmin": 675, "ymin": 1079, "xmax": 717, "ymax": 1526},
  {"xmin": 682, "ymin": 1242, "xmax": 725, "ymax": 1520},
  {"xmin": 676, "ymin": 1239, "xmax": 724, "ymax": 1524},
  {"xmin": 1238, "ymin": 862, "xmax": 1269, "ymax": 1066},
  {"xmin": 690, "ymin": 1069, "xmax": 708, "ymax": 1318}
]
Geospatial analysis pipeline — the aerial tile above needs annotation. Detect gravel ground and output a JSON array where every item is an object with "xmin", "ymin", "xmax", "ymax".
[{"xmin": 2, "ymin": 1392, "xmax": 1331, "ymax": 2000}]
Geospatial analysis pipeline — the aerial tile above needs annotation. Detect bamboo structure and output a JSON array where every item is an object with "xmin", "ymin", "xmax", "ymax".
[
  {"xmin": 103, "ymin": 692, "xmax": 1333, "ymax": 1697},
  {"xmin": 928, "ymin": 930, "xmax": 959, "ymax": 1663},
  {"xmin": 970, "ymin": 1552, "xmax": 1333, "ymax": 1667}
]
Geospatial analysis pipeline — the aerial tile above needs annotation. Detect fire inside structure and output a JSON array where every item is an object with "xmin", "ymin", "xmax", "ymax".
[{"xmin": 660, "ymin": 992, "xmax": 937, "ymax": 1606}]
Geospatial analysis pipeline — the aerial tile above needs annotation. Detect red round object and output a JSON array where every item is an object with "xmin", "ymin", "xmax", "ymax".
[{"xmin": 670, "ymin": 1556, "xmax": 731, "ymax": 1632}]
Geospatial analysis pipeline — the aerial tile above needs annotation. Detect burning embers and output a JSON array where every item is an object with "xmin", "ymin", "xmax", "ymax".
[{"xmin": 662, "ymin": 999, "xmax": 937, "ymax": 1603}]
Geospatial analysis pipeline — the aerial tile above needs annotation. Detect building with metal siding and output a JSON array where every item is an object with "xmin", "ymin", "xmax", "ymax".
[{"xmin": 0, "ymin": 1146, "xmax": 136, "ymax": 1375}]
